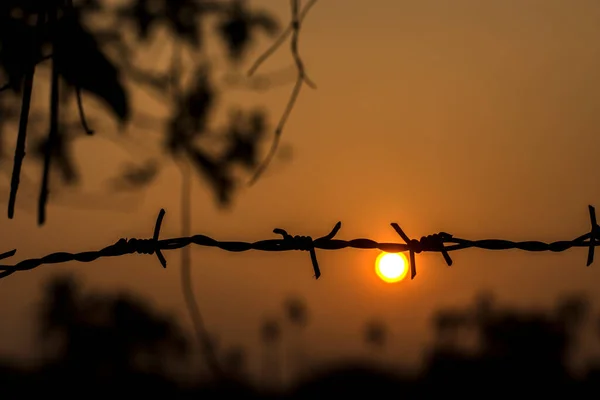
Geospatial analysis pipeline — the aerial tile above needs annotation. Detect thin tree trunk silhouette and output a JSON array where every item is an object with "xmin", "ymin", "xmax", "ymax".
[
  {"xmin": 284, "ymin": 297, "xmax": 308, "ymax": 383},
  {"xmin": 38, "ymin": 8, "xmax": 59, "ymax": 226},
  {"xmin": 179, "ymin": 156, "xmax": 223, "ymax": 380},
  {"xmin": 167, "ymin": 37, "xmax": 222, "ymax": 379},
  {"xmin": 291, "ymin": 327, "xmax": 306, "ymax": 382},
  {"xmin": 8, "ymin": 13, "xmax": 42, "ymax": 220},
  {"xmin": 261, "ymin": 319, "xmax": 282, "ymax": 391}
]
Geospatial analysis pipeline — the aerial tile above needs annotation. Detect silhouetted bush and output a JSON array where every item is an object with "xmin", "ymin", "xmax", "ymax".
[{"xmin": 3, "ymin": 275, "xmax": 600, "ymax": 398}]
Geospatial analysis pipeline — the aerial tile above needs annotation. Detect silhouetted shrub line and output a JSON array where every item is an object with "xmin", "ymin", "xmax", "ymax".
[{"xmin": 2, "ymin": 205, "xmax": 600, "ymax": 281}]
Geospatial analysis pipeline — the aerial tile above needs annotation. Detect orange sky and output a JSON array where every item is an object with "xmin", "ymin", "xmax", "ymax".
[{"xmin": 3, "ymin": 0, "xmax": 600, "ymax": 381}]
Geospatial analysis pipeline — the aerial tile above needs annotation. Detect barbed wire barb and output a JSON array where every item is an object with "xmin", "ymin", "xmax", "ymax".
[
  {"xmin": 587, "ymin": 205, "xmax": 597, "ymax": 266},
  {"xmin": 2, "ymin": 205, "xmax": 600, "ymax": 281}
]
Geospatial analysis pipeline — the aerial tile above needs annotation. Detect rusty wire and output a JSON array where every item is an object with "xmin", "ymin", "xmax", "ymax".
[{"xmin": 2, "ymin": 205, "xmax": 600, "ymax": 281}]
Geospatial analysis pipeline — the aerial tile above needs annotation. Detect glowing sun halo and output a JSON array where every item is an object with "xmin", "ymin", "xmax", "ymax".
[{"xmin": 375, "ymin": 252, "xmax": 409, "ymax": 283}]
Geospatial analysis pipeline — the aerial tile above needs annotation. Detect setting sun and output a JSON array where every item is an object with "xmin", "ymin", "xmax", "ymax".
[{"xmin": 375, "ymin": 252, "xmax": 409, "ymax": 283}]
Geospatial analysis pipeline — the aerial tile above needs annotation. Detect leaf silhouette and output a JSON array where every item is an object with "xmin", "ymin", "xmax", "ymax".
[
  {"xmin": 165, "ymin": 0, "xmax": 202, "ymax": 47},
  {"xmin": 110, "ymin": 159, "xmax": 160, "ymax": 191},
  {"xmin": 217, "ymin": 0, "xmax": 279, "ymax": 62},
  {"xmin": 165, "ymin": 65, "xmax": 214, "ymax": 154},
  {"xmin": 117, "ymin": 0, "xmax": 222, "ymax": 46},
  {"xmin": 189, "ymin": 147, "xmax": 233, "ymax": 205},
  {"xmin": 0, "ymin": 16, "xmax": 42, "ymax": 93},
  {"xmin": 117, "ymin": 0, "xmax": 162, "ymax": 40},
  {"xmin": 183, "ymin": 65, "xmax": 214, "ymax": 132},
  {"xmin": 222, "ymin": 109, "xmax": 266, "ymax": 169},
  {"xmin": 54, "ymin": 16, "xmax": 129, "ymax": 123}
]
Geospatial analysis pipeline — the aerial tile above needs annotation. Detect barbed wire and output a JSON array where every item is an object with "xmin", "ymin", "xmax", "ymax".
[{"xmin": 2, "ymin": 205, "xmax": 600, "ymax": 281}]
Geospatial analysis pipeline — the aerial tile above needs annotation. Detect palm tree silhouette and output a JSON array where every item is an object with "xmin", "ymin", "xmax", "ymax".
[
  {"xmin": 222, "ymin": 345, "xmax": 247, "ymax": 381},
  {"xmin": 283, "ymin": 296, "xmax": 308, "ymax": 383},
  {"xmin": 260, "ymin": 318, "xmax": 282, "ymax": 391},
  {"xmin": 364, "ymin": 319, "xmax": 388, "ymax": 366}
]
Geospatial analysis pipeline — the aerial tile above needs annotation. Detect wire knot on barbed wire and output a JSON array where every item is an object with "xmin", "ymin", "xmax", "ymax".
[
  {"xmin": 389, "ymin": 223, "xmax": 453, "ymax": 279},
  {"xmin": 272, "ymin": 221, "xmax": 342, "ymax": 279},
  {"xmin": 114, "ymin": 208, "xmax": 167, "ymax": 268},
  {"xmin": 273, "ymin": 229, "xmax": 314, "ymax": 251}
]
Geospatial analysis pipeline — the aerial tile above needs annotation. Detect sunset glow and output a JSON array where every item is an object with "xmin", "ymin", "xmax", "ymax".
[{"xmin": 375, "ymin": 252, "xmax": 409, "ymax": 283}]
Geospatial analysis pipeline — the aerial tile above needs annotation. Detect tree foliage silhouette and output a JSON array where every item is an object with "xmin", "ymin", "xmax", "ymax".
[
  {"xmin": 38, "ymin": 274, "xmax": 188, "ymax": 378},
  {"xmin": 0, "ymin": 0, "xmax": 313, "ymax": 224},
  {"xmin": 5, "ymin": 281, "xmax": 600, "ymax": 396}
]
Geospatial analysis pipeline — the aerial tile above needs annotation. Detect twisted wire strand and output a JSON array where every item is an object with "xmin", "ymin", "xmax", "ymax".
[{"xmin": 2, "ymin": 205, "xmax": 600, "ymax": 281}]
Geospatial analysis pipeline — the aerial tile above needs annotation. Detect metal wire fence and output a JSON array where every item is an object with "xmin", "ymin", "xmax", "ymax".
[{"xmin": 2, "ymin": 205, "xmax": 600, "ymax": 281}]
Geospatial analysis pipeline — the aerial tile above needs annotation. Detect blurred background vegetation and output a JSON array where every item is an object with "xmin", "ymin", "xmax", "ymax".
[{"xmin": 2, "ymin": 272, "xmax": 600, "ymax": 397}]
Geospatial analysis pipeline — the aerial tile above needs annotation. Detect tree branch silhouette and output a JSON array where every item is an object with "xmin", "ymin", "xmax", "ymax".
[
  {"xmin": 248, "ymin": 0, "xmax": 318, "ymax": 185},
  {"xmin": 37, "ymin": 6, "xmax": 61, "ymax": 226},
  {"xmin": 7, "ymin": 11, "xmax": 43, "ymax": 221},
  {"xmin": 1, "ymin": 0, "xmax": 311, "ymax": 223}
]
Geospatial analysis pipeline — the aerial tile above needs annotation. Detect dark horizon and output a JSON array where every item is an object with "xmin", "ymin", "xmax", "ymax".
[{"xmin": 2, "ymin": 272, "xmax": 600, "ymax": 397}]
